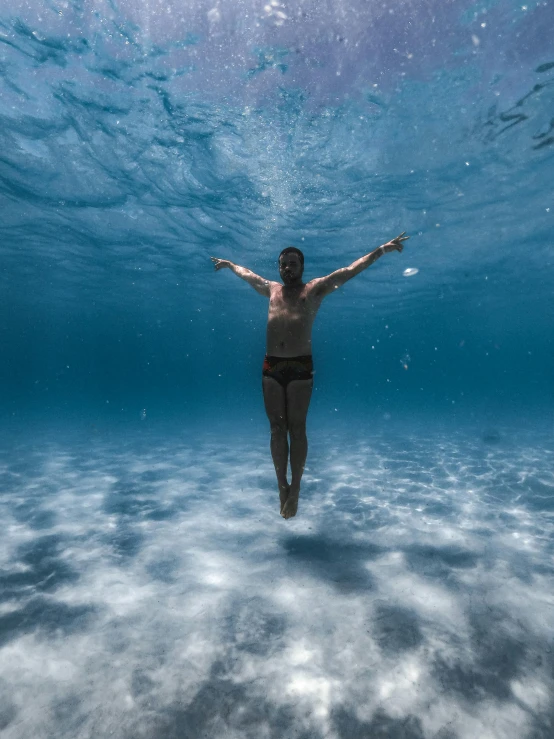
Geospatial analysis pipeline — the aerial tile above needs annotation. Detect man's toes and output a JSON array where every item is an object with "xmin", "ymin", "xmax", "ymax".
[{"xmin": 281, "ymin": 498, "xmax": 298, "ymax": 519}]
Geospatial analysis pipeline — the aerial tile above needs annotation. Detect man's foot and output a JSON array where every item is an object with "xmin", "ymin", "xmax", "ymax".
[
  {"xmin": 279, "ymin": 483, "xmax": 290, "ymax": 515},
  {"xmin": 281, "ymin": 487, "xmax": 299, "ymax": 519}
]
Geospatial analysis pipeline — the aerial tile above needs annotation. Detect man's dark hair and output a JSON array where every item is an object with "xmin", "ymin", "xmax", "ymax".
[{"xmin": 278, "ymin": 246, "xmax": 304, "ymax": 267}]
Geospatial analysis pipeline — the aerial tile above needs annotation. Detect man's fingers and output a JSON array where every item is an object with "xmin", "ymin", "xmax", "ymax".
[{"xmin": 390, "ymin": 232, "xmax": 409, "ymax": 244}]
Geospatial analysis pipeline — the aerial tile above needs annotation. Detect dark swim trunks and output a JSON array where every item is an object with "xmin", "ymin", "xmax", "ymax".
[{"xmin": 262, "ymin": 355, "xmax": 314, "ymax": 389}]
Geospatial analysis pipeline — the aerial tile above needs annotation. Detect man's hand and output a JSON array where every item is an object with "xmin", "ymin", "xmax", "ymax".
[
  {"xmin": 210, "ymin": 258, "xmax": 271, "ymax": 296},
  {"xmin": 211, "ymin": 257, "xmax": 232, "ymax": 271},
  {"xmin": 380, "ymin": 232, "xmax": 410, "ymax": 254}
]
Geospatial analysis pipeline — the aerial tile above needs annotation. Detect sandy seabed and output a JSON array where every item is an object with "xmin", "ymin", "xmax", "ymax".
[{"xmin": 0, "ymin": 422, "xmax": 553, "ymax": 739}]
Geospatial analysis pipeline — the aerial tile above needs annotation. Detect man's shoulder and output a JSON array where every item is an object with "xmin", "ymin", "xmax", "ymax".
[{"xmin": 305, "ymin": 277, "xmax": 326, "ymax": 298}]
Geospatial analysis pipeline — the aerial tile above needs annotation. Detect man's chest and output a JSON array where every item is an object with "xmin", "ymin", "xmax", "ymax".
[{"xmin": 269, "ymin": 287, "xmax": 318, "ymax": 319}]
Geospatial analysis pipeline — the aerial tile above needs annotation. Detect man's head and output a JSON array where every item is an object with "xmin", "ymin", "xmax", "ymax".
[{"xmin": 278, "ymin": 246, "xmax": 304, "ymax": 285}]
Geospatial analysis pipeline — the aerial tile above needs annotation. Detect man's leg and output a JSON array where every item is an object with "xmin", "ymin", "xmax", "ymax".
[
  {"xmin": 262, "ymin": 376, "xmax": 289, "ymax": 512},
  {"xmin": 281, "ymin": 378, "xmax": 313, "ymax": 519}
]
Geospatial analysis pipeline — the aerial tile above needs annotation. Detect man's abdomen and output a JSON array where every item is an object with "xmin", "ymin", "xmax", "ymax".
[{"xmin": 266, "ymin": 317, "xmax": 313, "ymax": 357}]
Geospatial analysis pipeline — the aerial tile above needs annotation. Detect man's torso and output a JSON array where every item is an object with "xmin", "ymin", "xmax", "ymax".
[{"xmin": 266, "ymin": 281, "xmax": 324, "ymax": 357}]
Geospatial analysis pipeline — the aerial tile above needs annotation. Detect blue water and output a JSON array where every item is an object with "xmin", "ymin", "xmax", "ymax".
[{"xmin": 0, "ymin": 1, "xmax": 553, "ymax": 737}]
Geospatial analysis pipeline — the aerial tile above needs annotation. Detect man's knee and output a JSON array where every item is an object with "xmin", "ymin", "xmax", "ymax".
[
  {"xmin": 288, "ymin": 421, "xmax": 306, "ymax": 439},
  {"xmin": 270, "ymin": 419, "xmax": 287, "ymax": 436}
]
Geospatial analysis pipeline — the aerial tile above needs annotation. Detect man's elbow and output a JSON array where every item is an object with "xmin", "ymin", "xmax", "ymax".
[{"xmin": 336, "ymin": 268, "xmax": 354, "ymax": 286}]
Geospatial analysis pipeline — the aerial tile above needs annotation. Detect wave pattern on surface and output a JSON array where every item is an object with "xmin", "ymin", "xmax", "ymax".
[{"xmin": 0, "ymin": 2, "xmax": 553, "ymax": 312}]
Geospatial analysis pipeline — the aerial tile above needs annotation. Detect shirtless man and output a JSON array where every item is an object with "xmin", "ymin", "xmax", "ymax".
[{"xmin": 211, "ymin": 232, "xmax": 409, "ymax": 519}]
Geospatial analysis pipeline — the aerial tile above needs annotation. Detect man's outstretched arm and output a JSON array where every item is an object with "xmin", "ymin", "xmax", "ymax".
[
  {"xmin": 211, "ymin": 257, "xmax": 273, "ymax": 297},
  {"xmin": 311, "ymin": 232, "xmax": 409, "ymax": 298}
]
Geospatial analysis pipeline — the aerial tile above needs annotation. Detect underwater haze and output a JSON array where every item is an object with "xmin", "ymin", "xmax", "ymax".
[{"xmin": 0, "ymin": 1, "xmax": 553, "ymax": 737}]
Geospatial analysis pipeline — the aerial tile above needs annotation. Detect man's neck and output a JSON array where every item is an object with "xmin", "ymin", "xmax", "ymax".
[{"xmin": 282, "ymin": 280, "xmax": 304, "ymax": 289}]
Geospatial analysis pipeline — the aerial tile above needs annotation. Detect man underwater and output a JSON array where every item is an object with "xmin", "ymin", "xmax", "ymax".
[{"xmin": 211, "ymin": 232, "xmax": 409, "ymax": 519}]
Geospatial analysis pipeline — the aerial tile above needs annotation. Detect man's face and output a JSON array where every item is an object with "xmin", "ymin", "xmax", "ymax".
[{"xmin": 279, "ymin": 252, "xmax": 303, "ymax": 285}]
